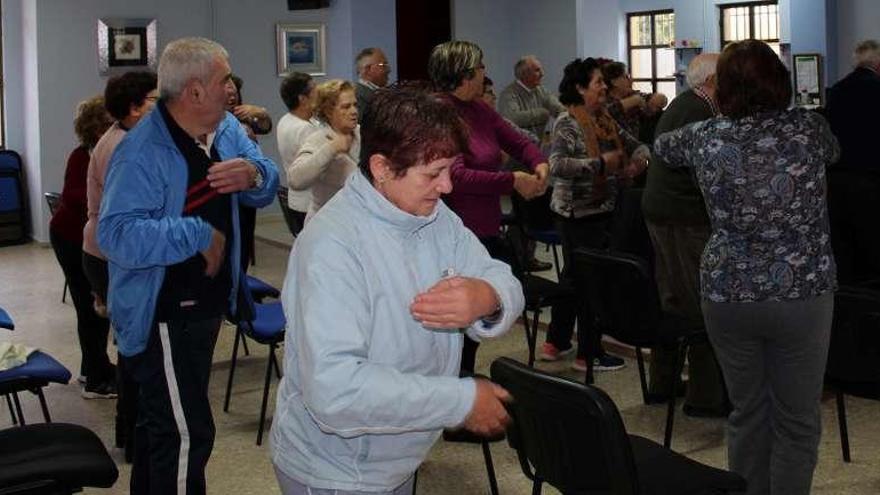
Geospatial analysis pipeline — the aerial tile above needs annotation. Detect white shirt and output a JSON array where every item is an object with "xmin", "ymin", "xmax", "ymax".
[{"xmin": 276, "ymin": 113, "xmax": 319, "ymax": 212}]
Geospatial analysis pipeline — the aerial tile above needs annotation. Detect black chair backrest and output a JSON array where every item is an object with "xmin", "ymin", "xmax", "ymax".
[
  {"xmin": 510, "ymin": 189, "xmax": 555, "ymax": 234},
  {"xmin": 44, "ymin": 192, "xmax": 61, "ymax": 216},
  {"xmin": 276, "ymin": 186, "xmax": 302, "ymax": 237},
  {"xmin": 826, "ymin": 286, "xmax": 880, "ymax": 391},
  {"xmin": 571, "ymin": 247, "xmax": 662, "ymax": 347},
  {"xmin": 490, "ymin": 357, "xmax": 639, "ymax": 494}
]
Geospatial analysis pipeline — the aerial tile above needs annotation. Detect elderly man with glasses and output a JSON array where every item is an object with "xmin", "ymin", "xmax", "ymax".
[{"xmin": 354, "ymin": 47, "xmax": 391, "ymax": 121}]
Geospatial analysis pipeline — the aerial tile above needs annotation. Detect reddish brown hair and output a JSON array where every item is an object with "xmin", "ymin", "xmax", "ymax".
[{"xmin": 717, "ymin": 40, "xmax": 792, "ymax": 119}]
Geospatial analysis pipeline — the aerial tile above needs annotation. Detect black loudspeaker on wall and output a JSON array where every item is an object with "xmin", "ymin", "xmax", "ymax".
[{"xmin": 288, "ymin": 0, "xmax": 330, "ymax": 10}]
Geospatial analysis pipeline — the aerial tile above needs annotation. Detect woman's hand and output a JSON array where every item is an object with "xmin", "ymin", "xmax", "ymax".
[
  {"xmin": 330, "ymin": 132, "xmax": 354, "ymax": 154},
  {"xmin": 513, "ymin": 171, "xmax": 543, "ymax": 200},
  {"xmin": 410, "ymin": 276, "xmax": 500, "ymax": 329},
  {"xmin": 601, "ymin": 150, "xmax": 624, "ymax": 174},
  {"xmin": 646, "ymin": 93, "xmax": 668, "ymax": 113}
]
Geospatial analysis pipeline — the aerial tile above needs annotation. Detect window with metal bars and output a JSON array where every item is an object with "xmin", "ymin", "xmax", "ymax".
[
  {"xmin": 626, "ymin": 10, "xmax": 676, "ymax": 103},
  {"xmin": 720, "ymin": 1, "xmax": 780, "ymax": 56}
]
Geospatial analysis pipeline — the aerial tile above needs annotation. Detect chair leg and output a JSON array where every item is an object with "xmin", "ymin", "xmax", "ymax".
[
  {"xmin": 529, "ymin": 309, "xmax": 542, "ymax": 367},
  {"xmin": 664, "ymin": 341, "xmax": 688, "ymax": 449},
  {"xmin": 5, "ymin": 394, "xmax": 17, "ymax": 425},
  {"xmin": 522, "ymin": 310, "xmax": 535, "ymax": 367},
  {"xmin": 273, "ymin": 349, "xmax": 283, "ymax": 380},
  {"xmin": 12, "ymin": 392, "xmax": 25, "ymax": 425},
  {"xmin": 635, "ymin": 347, "xmax": 649, "ymax": 404},
  {"xmin": 62, "ymin": 280, "xmax": 68, "ymax": 304},
  {"xmin": 223, "ymin": 327, "xmax": 242, "ymax": 413},
  {"xmin": 551, "ymin": 244, "xmax": 562, "ymax": 280},
  {"xmin": 481, "ymin": 440, "xmax": 499, "ymax": 495},
  {"xmin": 411, "ymin": 469, "xmax": 418, "ymax": 495},
  {"xmin": 257, "ymin": 344, "xmax": 277, "ymax": 446},
  {"xmin": 36, "ymin": 388, "xmax": 52, "ymax": 422},
  {"xmin": 240, "ymin": 329, "xmax": 250, "ymax": 356},
  {"xmin": 531, "ymin": 477, "xmax": 543, "ymax": 495},
  {"xmin": 836, "ymin": 390, "xmax": 851, "ymax": 463}
]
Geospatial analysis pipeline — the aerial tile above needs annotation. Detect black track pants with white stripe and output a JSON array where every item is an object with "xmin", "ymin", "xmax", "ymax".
[{"xmin": 125, "ymin": 318, "xmax": 221, "ymax": 495}]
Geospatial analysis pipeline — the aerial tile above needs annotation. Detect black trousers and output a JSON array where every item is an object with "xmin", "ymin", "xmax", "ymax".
[
  {"xmin": 552, "ymin": 213, "xmax": 612, "ymax": 360},
  {"xmin": 828, "ymin": 169, "xmax": 880, "ymax": 285},
  {"xmin": 125, "ymin": 318, "xmax": 221, "ymax": 495},
  {"xmin": 49, "ymin": 229, "xmax": 113, "ymax": 383}
]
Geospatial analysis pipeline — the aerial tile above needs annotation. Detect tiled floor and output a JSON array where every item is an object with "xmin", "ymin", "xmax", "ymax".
[{"xmin": 1, "ymin": 221, "xmax": 878, "ymax": 494}]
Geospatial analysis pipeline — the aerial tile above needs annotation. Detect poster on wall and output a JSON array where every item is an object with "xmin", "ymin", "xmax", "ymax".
[
  {"xmin": 793, "ymin": 53, "xmax": 823, "ymax": 108},
  {"xmin": 97, "ymin": 19, "xmax": 157, "ymax": 75},
  {"xmin": 276, "ymin": 23, "xmax": 326, "ymax": 76}
]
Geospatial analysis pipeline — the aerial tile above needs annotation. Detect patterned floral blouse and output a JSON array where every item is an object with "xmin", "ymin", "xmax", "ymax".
[{"xmin": 654, "ymin": 108, "xmax": 840, "ymax": 303}]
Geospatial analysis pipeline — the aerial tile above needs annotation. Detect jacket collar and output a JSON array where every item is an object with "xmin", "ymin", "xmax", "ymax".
[
  {"xmin": 347, "ymin": 170, "xmax": 439, "ymax": 235},
  {"xmin": 142, "ymin": 100, "xmax": 236, "ymax": 151}
]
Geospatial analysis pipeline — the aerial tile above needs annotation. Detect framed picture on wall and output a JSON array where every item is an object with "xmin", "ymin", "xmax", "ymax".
[
  {"xmin": 97, "ymin": 18, "xmax": 157, "ymax": 75},
  {"xmin": 276, "ymin": 23, "xmax": 326, "ymax": 76}
]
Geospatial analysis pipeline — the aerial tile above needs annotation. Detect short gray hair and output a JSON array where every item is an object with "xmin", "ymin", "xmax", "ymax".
[
  {"xmin": 854, "ymin": 39, "xmax": 880, "ymax": 68},
  {"xmin": 514, "ymin": 55, "xmax": 537, "ymax": 80},
  {"xmin": 686, "ymin": 53, "xmax": 719, "ymax": 88},
  {"xmin": 427, "ymin": 40, "xmax": 483, "ymax": 92},
  {"xmin": 355, "ymin": 47, "xmax": 378, "ymax": 76},
  {"xmin": 158, "ymin": 37, "xmax": 228, "ymax": 101}
]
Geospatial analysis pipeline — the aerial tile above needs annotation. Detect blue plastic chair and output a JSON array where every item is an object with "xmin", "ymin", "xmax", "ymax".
[
  {"xmin": 0, "ymin": 306, "xmax": 72, "ymax": 425},
  {"xmin": 223, "ymin": 301, "xmax": 285, "ymax": 445},
  {"xmin": 246, "ymin": 275, "xmax": 281, "ymax": 302}
]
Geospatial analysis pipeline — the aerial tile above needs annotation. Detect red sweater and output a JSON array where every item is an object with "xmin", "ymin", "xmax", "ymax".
[
  {"xmin": 441, "ymin": 95, "xmax": 545, "ymax": 238},
  {"xmin": 49, "ymin": 146, "xmax": 90, "ymax": 244}
]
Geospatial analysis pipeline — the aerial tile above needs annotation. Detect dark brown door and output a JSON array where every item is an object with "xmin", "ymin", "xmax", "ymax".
[{"xmin": 395, "ymin": 0, "xmax": 452, "ymax": 82}]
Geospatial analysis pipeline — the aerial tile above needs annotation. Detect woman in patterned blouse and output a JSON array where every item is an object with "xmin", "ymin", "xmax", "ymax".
[
  {"xmin": 543, "ymin": 57, "xmax": 649, "ymax": 374},
  {"xmin": 654, "ymin": 40, "xmax": 839, "ymax": 495}
]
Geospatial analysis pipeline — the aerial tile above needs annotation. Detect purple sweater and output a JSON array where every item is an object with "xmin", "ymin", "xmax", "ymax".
[{"xmin": 442, "ymin": 95, "xmax": 545, "ymax": 238}]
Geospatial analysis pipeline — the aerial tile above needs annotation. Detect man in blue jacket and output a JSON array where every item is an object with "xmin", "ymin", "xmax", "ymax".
[{"xmin": 99, "ymin": 37, "xmax": 278, "ymax": 495}]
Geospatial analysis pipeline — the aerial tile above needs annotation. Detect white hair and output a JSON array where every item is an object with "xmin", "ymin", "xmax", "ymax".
[
  {"xmin": 514, "ymin": 55, "xmax": 538, "ymax": 80},
  {"xmin": 158, "ymin": 37, "xmax": 228, "ymax": 100},
  {"xmin": 854, "ymin": 39, "xmax": 880, "ymax": 68},
  {"xmin": 686, "ymin": 53, "xmax": 719, "ymax": 88}
]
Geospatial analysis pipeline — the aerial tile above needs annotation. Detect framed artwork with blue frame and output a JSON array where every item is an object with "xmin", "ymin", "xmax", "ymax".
[{"xmin": 276, "ymin": 23, "xmax": 326, "ymax": 76}]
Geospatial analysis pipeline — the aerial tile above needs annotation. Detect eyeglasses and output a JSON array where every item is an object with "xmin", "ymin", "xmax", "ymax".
[
  {"xmin": 145, "ymin": 95, "xmax": 159, "ymax": 102},
  {"xmin": 372, "ymin": 62, "xmax": 391, "ymax": 70}
]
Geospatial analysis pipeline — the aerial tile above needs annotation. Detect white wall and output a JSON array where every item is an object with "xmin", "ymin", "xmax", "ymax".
[
  {"xmin": 3, "ymin": 0, "xmax": 396, "ymax": 241},
  {"xmin": 833, "ymin": 0, "xmax": 880, "ymax": 82}
]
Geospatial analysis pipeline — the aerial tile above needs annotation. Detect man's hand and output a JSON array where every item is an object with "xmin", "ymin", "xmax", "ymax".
[
  {"xmin": 462, "ymin": 378, "xmax": 511, "ymax": 437},
  {"xmin": 200, "ymin": 228, "xmax": 226, "ymax": 277},
  {"xmin": 512, "ymin": 171, "xmax": 543, "ymax": 200},
  {"xmin": 410, "ymin": 276, "xmax": 499, "ymax": 329},
  {"xmin": 207, "ymin": 159, "xmax": 258, "ymax": 193}
]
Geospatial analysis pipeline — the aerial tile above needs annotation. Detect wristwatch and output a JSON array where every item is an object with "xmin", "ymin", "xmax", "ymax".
[{"xmin": 251, "ymin": 166, "xmax": 263, "ymax": 190}]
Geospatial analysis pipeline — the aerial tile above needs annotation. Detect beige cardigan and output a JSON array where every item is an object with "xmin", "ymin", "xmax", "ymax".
[{"xmin": 289, "ymin": 125, "xmax": 360, "ymax": 222}]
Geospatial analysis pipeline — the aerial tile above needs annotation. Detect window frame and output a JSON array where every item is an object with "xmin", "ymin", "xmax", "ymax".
[
  {"xmin": 625, "ymin": 9, "xmax": 675, "ymax": 96},
  {"xmin": 719, "ymin": 1, "xmax": 780, "ymax": 51}
]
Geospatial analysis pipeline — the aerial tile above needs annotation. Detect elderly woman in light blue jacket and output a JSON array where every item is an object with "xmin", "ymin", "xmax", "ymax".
[{"xmin": 271, "ymin": 89, "xmax": 524, "ymax": 495}]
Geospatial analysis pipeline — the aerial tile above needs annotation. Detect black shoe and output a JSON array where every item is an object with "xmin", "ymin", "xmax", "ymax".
[
  {"xmin": 527, "ymin": 259, "xmax": 553, "ymax": 272},
  {"xmin": 82, "ymin": 379, "xmax": 118, "ymax": 399},
  {"xmin": 682, "ymin": 403, "xmax": 730, "ymax": 418}
]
